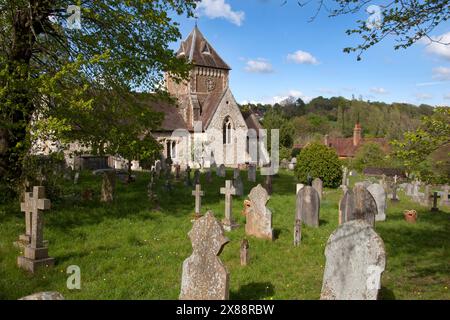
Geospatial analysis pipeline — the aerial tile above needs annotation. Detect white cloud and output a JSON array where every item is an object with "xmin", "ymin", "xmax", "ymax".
[
  {"xmin": 244, "ymin": 58, "xmax": 274, "ymax": 73},
  {"xmin": 424, "ymin": 32, "xmax": 450, "ymax": 60},
  {"xmin": 196, "ymin": 0, "xmax": 245, "ymax": 26},
  {"xmin": 432, "ymin": 66, "xmax": 450, "ymax": 81},
  {"xmin": 370, "ymin": 87, "xmax": 389, "ymax": 95},
  {"xmin": 271, "ymin": 90, "xmax": 312, "ymax": 104},
  {"xmin": 287, "ymin": 50, "xmax": 319, "ymax": 65},
  {"xmin": 415, "ymin": 93, "xmax": 433, "ymax": 100}
]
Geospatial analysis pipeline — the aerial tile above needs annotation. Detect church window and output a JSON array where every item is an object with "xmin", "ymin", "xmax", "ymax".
[{"xmin": 223, "ymin": 117, "xmax": 233, "ymax": 144}]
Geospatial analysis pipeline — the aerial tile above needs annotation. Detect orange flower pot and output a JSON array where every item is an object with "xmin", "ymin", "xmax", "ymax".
[{"xmin": 404, "ymin": 210, "xmax": 417, "ymax": 223}]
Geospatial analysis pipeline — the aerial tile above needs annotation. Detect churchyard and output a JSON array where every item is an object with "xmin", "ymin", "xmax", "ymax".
[{"xmin": 0, "ymin": 168, "xmax": 449, "ymax": 300}]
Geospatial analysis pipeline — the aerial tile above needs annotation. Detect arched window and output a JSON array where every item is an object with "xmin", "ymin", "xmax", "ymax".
[
  {"xmin": 223, "ymin": 117, "xmax": 233, "ymax": 144},
  {"xmin": 171, "ymin": 141, "xmax": 177, "ymax": 159}
]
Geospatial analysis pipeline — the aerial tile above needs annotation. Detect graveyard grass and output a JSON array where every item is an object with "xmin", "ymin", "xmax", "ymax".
[{"xmin": 0, "ymin": 170, "xmax": 449, "ymax": 300}]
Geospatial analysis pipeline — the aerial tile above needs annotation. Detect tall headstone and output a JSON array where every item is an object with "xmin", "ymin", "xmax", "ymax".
[
  {"xmin": 339, "ymin": 185, "xmax": 377, "ymax": 227},
  {"xmin": 100, "ymin": 171, "xmax": 115, "ymax": 203},
  {"xmin": 312, "ymin": 178, "xmax": 323, "ymax": 199},
  {"xmin": 218, "ymin": 164, "xmax": 226, "ymax": 177},
  {"xmin": 367, "ymin": 183, "xmax": 387, "ymax": 222},
  {"xmin": 184, "ymin": 165, "xmax": 192, "ymax": 187},
  {"xmin": 245, "ymin": 184, "xmax": 273, "ymax": 240},
  {"xmin": 440, "ymin": 185, "xmax": 449, "ymax": 206},
  {"xmin": 233, "ymin": 169, "xmax": 244, "ymax": 196},
  {"xmin": 240, "ymin": 239, "xmax": 249, "ymax": 266},
  {"xmin": 17, "ymin": 186, "xmax": 55, "ymax": 273},
  {"xmin": 296, "ymin": 186, "xmax": 320, "ymax": 227},
  {"xmin": 155, "ymin": 160, "xmax": 161, "ymax": 178},
  {"xmin": 320, "ymin": 220, "xmax": 386, "ymax": 300},
  {"xmin": 192, "ymin": 184, "xmax": 204, "ymax": 219},
  {"xmin": 179, "ymin": 211, "xmax": 230, "ymax": 300},
  {"xmin": 220, "ymin": 180, "xmax": 239, "ymax": 231},
  {"xmin": 431, "ymin": 191, "xmax": 439, "ymax": 212},
  {"xmin": 390, "ymin": 182, "xmax": 399, "ymax": 202},
  {"xmin": 264, "ymin": 174, "xmax": 273, "ymax": 195},
  {"xmin": 248, "ymin": 164, "xmax": 256, "ymax": 183},
  {"xmin": 294, "ymin": 219, "xmax": 301, "ymax": 246}
]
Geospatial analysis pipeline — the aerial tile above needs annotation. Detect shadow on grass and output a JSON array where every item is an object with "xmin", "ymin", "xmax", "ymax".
[
  {"xmin": 231, "ymin": 282, "xmax": 275, "ymax": 300},
  {"xmin": 380, "ymin": 286, "xmax": 396, "ymax": 300}
]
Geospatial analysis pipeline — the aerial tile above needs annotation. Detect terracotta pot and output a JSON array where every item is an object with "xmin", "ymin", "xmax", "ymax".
[{"xmin": 404, "ymin": 210, "xmax": 417, "ymax": 223}]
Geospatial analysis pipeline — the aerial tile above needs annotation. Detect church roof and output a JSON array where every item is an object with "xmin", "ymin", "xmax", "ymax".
[{"xmin": 177, "ymin": 26, "xmax": 231, "ymax": 70}]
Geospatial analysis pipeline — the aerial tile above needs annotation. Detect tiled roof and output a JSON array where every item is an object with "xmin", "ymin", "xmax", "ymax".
[
  {"xmin": 326, "ymin": 137, "xmax": 389, "ymax": 157},
  {"xmin": 177, "ymin": 26, "xmax": 231, "ymax": 70}
]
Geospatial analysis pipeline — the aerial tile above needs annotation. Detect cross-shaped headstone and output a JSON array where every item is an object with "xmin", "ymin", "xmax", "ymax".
[
  {"xmin": 431, "ymin": 191, "xmax": 440, "ymax": 212},
  {"xmin": 220, "ymin": 180, "xmax": 239, "ymax": 231},
  {"xmin": 19, "ymin": 192, "xmax": 34, "ymax": 245},
  {"xmin": 192, "ymin": 184, "xmax": 204, "ymax": 218},
  {"xmin": 17, "ymin": 186, "xmax": 54, "ymax": 273}
]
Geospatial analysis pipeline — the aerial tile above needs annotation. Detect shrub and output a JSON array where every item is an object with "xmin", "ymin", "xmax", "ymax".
[
  {"xmin": 353, "ymin": 142, "xmax": 387, "ymax": 172},
  {"xmin": 295, "ymin": 143, "xmax": 342, "ymax": 188}
]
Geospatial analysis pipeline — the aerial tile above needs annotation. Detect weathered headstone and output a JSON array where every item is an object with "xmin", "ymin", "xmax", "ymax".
[
  {"xmin": 312, "ymin": 178, "xmax": 323, "ymax": 199},
  {"xmin": 248, "ymin": 164, "xmax": 256, "ymax": 182},
  {"xmin": 294, "ymin": 219, "xmax": 301, "ymax": 246},
  {"xmin": 431, "ymin": 191, "xmax": 439, "ymax": 212},
  {"xmin": 218, "ymin": 164, "xmax": 226, "ymax": 177},
  {"xmin": 339, "ymin": 185, "xmax": 377, "ymax": 227},
  {"xmin": 367, "ymin": 183, "xmax": 387, "ymax": 222},
  {"xmin": 179, "ymin": 211, "xmax": 230, "ymax": 300},
  {"xmin": 192, "ymin": 184, "xmax": 204, "ymax": 219},
  {"xmin": 100, "ymin": 171, "xmax": 115, "ymax": 203},
  {"xmin": 390, "ymin": 182, "xmax": 399, "ymax": 202},
  {"xmin": 73, "ymin": 172, "xmax": 80, "ymax": 184},
  {"xmin": 184, "ymin": 165, "xmax": 192, "ymax": 187},
  {"xmin": 296, "ymin": 186, "xmax": 320, "ymax": 227},
  {"xmin": 245, "ymin": 184, "xmax": 273, "ymax": 240},
  {"xmin": 240, "ymin": 239, "xmax": 249, "ymax": 266},
  {"xmin": 155, "ymin": 160, "xmax": 162, "ymax": 178},
  {"xmin": 220, "ymin": 180, "xmax": 239, "ymax": 231},
  {"xmin": 233, "ymin": 169, "xmax": 244, "ymax": 196},
  {"xmin": 320, "ymin": 220, "xmax": 386, "ymax": 300},
  {"xmin": 17, "ymin": 186, "xmax": 55, "ymax": 273},
  {"xmin": 19, "ymin": 292, "xmax": 64, "ymax": 300},
  {"xmin": 440, "ymin": 185, "xmax": 449, "ymax": 206},
  {"xmin": 17, "ymin": 191, "xmax": 34, "ymax": 248}
]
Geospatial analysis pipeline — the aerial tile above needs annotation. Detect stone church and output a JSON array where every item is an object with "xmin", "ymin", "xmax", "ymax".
[{"xmin": 148, "ymin": 25, "xmax": 263, "ymax": 169}]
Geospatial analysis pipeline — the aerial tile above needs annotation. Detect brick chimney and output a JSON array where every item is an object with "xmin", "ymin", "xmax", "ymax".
[{"xmin": 353, "ymin": 123, "xmax": 362, "ymax": 146}]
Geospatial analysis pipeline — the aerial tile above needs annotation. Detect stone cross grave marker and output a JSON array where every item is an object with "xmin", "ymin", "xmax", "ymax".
[
  {"xmin": 320, "ymin": 220, "xmax": 386, "ymax": 300},
  {"xmin": 17, "ymin": 186, "xmax": 55, "ymax": 273},
  {"xmin": 296, "ymin": 186, "xmax": 320, "ymax": 227},
  {"xmin": 367, "ymin": 183, "xmax": 387, "ymax": 222},
  {"xmin": 240, "ymin": 239, "xmax": 249, "ymax": 266},
  {"xmin": 18, "ymin": 191, "xmax": 34, "ymax": 247},
  {"xmin": 220, "ymin": 180, "xmax": 239, "ymax": 231},
  {"xmin": 339, "ymin": 185, "xmax": 377, "ymax": 227},
  {"xmin": 179, "ymin": 211, "xmax": 230, "ymax": 300},
  {"xmin": 245, "ymin": 184, "xmax": 273, "ymax": 240},
  {"xmin": 192, "ymin": 184, "xmax": 204, "ymax": 219},
  {"xmin": 431, "ymin": 191, "xmax": 439, "ymax": 212}
]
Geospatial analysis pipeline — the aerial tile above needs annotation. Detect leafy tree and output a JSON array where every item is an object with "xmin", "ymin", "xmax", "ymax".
[
  {"xmin": 352, "ymin": 142, "xmax": 387, "ymax": 172},
  {"xmin": 0, "ymin": 0, "xmax": 196, "ymax": 194},
  {"xmin": 262, "ymin": 108, "xmax": 295, "ymax": 149},
  {"xmin": 295, "ymin": 142, "xmax": 342, "ymax": 188},
  {"xmin": 391, "ymin": 107, "xmax": 450, "ymax": 184}
]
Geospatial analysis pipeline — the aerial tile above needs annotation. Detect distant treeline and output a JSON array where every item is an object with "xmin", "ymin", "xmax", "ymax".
[{"xmin": 240, "ymin": 96, "xmax": 435, "ymax": 142}]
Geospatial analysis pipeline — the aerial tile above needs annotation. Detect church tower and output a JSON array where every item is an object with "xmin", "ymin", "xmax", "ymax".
[{"xmin": 166, "ymin": 26, "xmax": 231, "ymax": 130}]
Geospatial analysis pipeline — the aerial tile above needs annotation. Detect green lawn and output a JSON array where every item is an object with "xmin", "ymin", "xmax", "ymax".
[{"xmin": 0, "ymin": 170, "xmax": 449, "ymax": 300}]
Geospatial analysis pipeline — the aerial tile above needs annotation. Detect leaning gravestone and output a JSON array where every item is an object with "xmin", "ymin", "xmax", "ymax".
[
  {"xmin": 17, "ymin": 186, "xmax": 54, "ymax": 273},
  {"xmin": 179, "ymin": 211, "xmax": 230, "ymax": 300},
  {"xmin": 245, "ymin": 184, "xmax": 273, "ymax": 240},
  {"xmin": 339, "ymin": 185, "xmax": 377, "ymax": 227},
  {"xmin": 320, "ymin": 220, "xmax": 386, "ymax": 300},
  {"xmin": 312, "ymin": 178, "xmax": 323, "ymax": 199},
  {"xmin": 367, "ymin": 183, "xmax": 387, "ymax": 222},
  {"xmin": 101, "ymin": 171, "xmax": 115, "ymax": 203},
  {"xmin": 296, "ymin": 186, "xmax": 320, "ymax": 227}
]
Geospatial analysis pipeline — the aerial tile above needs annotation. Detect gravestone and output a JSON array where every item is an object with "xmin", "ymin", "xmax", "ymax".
[
  {"xmin": 206, "ymin": 168, "xmax": 213, "ymax": 184},
  {"xmin": 367, "ymin": 183, "xmax": 387, "ymax": 222},
  {"xmin": 294, "ymin": 219, "xmax": 301, "ymax": 246},
  {"xmin": 74, "ymin": 172, "xmax": 80, "ymax": 184},
  {"xmin": 184, "ymin": 166, "xmax": 192, "ymax": 187},
  {"xmin": 17, "ymin": 191, "xmax": 34, "ymax": 248},
  {"xmin": 342, "ymin": 167, "xmax": 348, "ymax": 187},
  {"xmin": 245, "ymin": 184, "xmax": 273, "ymax": 240},
  {"xmin": 17, "ymin": 186, "xmax": 55, "ymax": 273},
  {"xmin": 193, "ymin": 169, "xmax": 200, "ymax": 186},
  {"xmin": 296, "ymin": 186, "xmax": 320, "ymax": 227},
  {"xmin": 100, "ymin": 171, "xmax": 115, "ymax": 203},
  {"xmin": 192, "ymin": 184, "xmax": 204, "ymax": 219},
  {"xmin": 155, "ymin": 160, "xmax": 162, "ymax": 178},
  {"xmin": 218, "ymin": 164, "xmax": 226, "ymax": 177},
  {"xmin": 431, "ymin": 192, "xmax": 439, "ymax": 212},
  {"xmin": 220, "ymin": 180, "xmax": 239, "ymax": 231},
  {"xmin": 19, "ymin": 292, "xmax": 64, "ymax": 300},
  {"xmin": 248, "ymin": 165, "xmax": 256, "ymax": 183},
  {"xmin": 390, "ymin": 183, "xmax": 399, "ymax": 202},
  {"xmin": 264, "ymin": 174, "xmax": 273, "ymax": 195},
  {"xmin": 339, "ymin": 185, "xmax": 377, "ymax": 227},
  {"xmin": 233, "ymin": 169, "xmax": 244, "ymax": 196},
  {"xmin": 312, "ymin": 178, "xmax": 323, "ymax": 199},
  {"xmin": 240, "ymin": 239, "xmax": 249, "ymax": 266},
  {"xmin": 175, "ymin": 164, "xmax": 181, "ymax": 181},
  {"xmin": 320, "ymin": 220, "xmax": 386, "ymax": 300},
  {"xmin": 179, "ymin": 211, "xmax": 230, "ymax": 300},
  {"xmin": 440, "ymin": 185, "xmax": 449, "ymax": 206}
]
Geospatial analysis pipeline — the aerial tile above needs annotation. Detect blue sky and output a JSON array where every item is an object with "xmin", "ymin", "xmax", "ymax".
[{"xmin": 172, "ymin": 0, "xmax": 450, "ymax": 106}]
